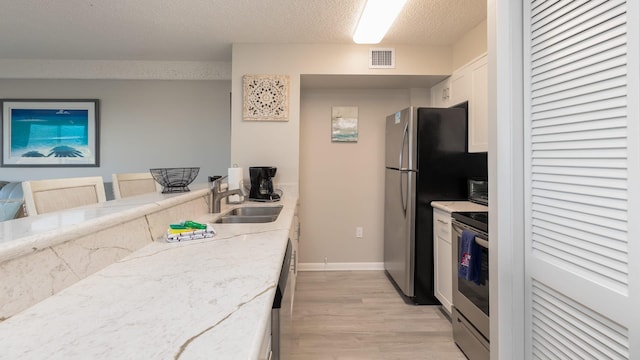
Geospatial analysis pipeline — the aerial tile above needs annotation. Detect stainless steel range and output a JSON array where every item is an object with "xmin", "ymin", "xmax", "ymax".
[{"xmin": 451, "ymin": 211, "xmax": 489, "ymax": 360}]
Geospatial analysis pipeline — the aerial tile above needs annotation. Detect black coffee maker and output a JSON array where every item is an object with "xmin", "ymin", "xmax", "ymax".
[{"xmin": 249, "ymin": 166, "xmax": 280, "ymax": 201}]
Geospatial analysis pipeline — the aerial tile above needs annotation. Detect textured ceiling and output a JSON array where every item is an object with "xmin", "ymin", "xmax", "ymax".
[{"xmin": 0, "ymin": 0, "xmax": 486, "ymax": 61}]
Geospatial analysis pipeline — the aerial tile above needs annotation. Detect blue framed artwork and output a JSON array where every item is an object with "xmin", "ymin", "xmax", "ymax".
[{"xmin": 1, "ymin": 99, "xmax": 100, "ymax": 167}]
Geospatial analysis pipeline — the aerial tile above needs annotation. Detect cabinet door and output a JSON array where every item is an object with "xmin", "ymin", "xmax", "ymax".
[
  {"xmin": 433, "ymin": 208, "xmax": 453, "ymax": 313},
  {"xmin": 469, "ymin": 55, "xmax": 489, "ymax": 152},
  {"xmin": 430, "ymin": 78, "xmax": 451, "ymax": 107},
  {"xmin": 450, "ymin": 68, "xmax": 471, "ymax": 106}
]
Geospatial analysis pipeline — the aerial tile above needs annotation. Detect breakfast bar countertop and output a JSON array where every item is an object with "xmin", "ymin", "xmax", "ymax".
[
  {"xmin": 0, "ymin": 185, "xmax": 298, "ymax": 360},
  {"xmin": 0, "ymin": 184, "xmax": 213, "ymax": 263}
]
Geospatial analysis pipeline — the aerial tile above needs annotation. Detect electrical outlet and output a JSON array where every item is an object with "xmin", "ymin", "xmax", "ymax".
[
  {"xmin": 324, "ymin": 257, "xmax": 328, "ymax": 264},
  {"xmin": 356, "ymin": 226, "xmax": 363, "ymax": 238}
]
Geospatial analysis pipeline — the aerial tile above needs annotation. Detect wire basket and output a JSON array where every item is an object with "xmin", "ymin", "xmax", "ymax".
[{"xmin": 150, "ymin": 167, "xmax": 200, "ymax": 193}]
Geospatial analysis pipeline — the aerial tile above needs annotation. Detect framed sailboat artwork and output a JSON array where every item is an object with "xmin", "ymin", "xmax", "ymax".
[{"xmin": 331, "ymin": 106, "xmax": 358, "ymax": 143}]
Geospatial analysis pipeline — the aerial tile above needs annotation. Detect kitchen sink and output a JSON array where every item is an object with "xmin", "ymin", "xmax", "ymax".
[
  {"xmin": 213, "ymin": 205, "xmax": 283, "ymax": 224},
  {"xmin": 214, "ymin": 215, "xmax": 278, "ymax": 224},
  {"xmin": 226, "ymin": 205, "xmax": 283, "ymax": 217}
]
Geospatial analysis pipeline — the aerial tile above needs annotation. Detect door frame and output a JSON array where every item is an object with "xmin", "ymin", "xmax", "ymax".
[{"xmin": 488, "ymin": 0, "xmax": 526, "ymax": 359}]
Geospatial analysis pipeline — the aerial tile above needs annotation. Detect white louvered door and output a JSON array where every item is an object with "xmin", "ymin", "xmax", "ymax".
[{"xmin": 523, "ymin": 1, "xmax": 639, "ymax": 359}]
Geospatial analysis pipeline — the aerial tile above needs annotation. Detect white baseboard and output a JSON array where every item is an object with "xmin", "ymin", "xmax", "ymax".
[{"xmin": 299, "ymin": 262, "xmax": 385, "ymax": 271}]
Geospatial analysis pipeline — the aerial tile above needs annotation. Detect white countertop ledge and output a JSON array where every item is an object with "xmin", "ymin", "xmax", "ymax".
[
  {"xmin": 431, "ymin": 200, "xmax": 488, "ymax": 213},
  {"xmin": 0, "ymin": 183, "xmax": 212, "ymax": 263},
  {"xmin": 0, "ymin": 184, "xmax": 298, "ymax": 360}
]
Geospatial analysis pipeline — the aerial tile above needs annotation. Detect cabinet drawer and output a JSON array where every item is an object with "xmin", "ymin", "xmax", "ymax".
[{"xmin": 433, "ymin": 209, "xmax": 451, "ymax": 242}]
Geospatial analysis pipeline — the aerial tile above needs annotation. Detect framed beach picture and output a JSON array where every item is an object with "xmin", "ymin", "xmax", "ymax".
[
  {"xmin": 1, "ymin": 99, "xmax": 100, "ymax": 167},
  {"xmin": 331, "ymin": 106, "xmax": 358, "ymax": 143}
]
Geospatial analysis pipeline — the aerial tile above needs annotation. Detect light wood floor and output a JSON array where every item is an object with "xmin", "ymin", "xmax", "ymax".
[{"xmin": 283, "ymin": 271, "xmax": 467, "ymax": 360}]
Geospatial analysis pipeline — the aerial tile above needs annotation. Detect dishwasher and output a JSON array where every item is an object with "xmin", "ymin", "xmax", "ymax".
[{"xmin": 270, "ymin": 239, "xmax": 292, "ymax": 360}]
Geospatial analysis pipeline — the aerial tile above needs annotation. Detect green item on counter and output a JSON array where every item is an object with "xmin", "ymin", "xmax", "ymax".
[
  {"xmin": 169, "ymin": 220, "xmax": 206, "ymax": 230},
  {"xmin": 184, "ymin": 220, "xmax": 207, "ymax": 229}
]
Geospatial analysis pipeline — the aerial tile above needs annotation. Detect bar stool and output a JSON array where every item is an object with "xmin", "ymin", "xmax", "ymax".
[
  {"xmin": 112, "ymin": 172, "xmax": 161, "ymax": 199},
  {"xmin": 21, "ymin": 176, "xmax": 106, "ymax": 216}
]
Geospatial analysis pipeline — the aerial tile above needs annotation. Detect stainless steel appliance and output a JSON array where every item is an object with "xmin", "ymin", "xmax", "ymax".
[
  {"xmin": 271, "ymin": 239, "xmax": 292, "ymax": 360},
  {"xmin": 383, "ymin": 106, "xmax": 487, "ymax": 304},
  {"xmin": 452, "ymin": 211, "xmax": 489, "ymax": 360},
  {"xmin": 467, "ymin": 178, "xmax": 488, "ymax": 205},
  {"xmin": 249, "ymin": 166, "xmax": 280, "ymax": 202}
]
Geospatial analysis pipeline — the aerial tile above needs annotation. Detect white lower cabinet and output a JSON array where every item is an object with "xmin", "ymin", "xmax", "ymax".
[{"xmin": 433, "ymin": 207, "xmax": 453, "ymax": 314}]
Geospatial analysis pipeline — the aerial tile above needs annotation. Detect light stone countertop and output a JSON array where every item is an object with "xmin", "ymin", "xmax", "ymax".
[
  {"xmin": 0, "ymin": 183, "xmax": 213, "ymax": 263},
  {"xmin": 431, "ymin": 200, "xmax": 488, "ymax": 213},
  {"xmin": 0, "ymin": 184, "xmax": 297, "ymax": 360}
]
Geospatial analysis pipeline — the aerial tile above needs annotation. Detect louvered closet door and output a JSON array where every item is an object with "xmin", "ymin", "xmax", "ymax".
[{"xmin": 523, "ymin": 1, "xmax": 639, "ymax": 359}]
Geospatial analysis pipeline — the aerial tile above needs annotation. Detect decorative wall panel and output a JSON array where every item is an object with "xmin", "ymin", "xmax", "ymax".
[{"xmin": 242, "ymin": 74, "xmax": 289, "ymax": 121}]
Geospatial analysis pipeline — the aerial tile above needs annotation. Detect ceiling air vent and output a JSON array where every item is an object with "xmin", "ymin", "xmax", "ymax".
[{"xmin": 369, "ymin": 48, "xmax": 395, "ymax": 69}]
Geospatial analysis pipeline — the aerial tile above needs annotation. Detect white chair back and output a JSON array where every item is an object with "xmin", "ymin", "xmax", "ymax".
[
  {"xmin": 112, "ymin": 172, "xmax": 161, "ymax": 199},
  {"xmin": 21, "ymin": 176, "xmax": 106, "ymax": 216}
]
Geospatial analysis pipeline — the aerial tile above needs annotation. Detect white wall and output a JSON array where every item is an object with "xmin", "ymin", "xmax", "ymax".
[
  {"xmin": 0, "ymin": 79, "xmax": 231, "ymax": 191},
  {"xmin": 0, "ymin": 59, "xmax": 231, "ymax": 80},
  {"xmin": 452, "ymin": 19, "xmax": 488, "ymax": 70},
  {"xmin": 409, "ymin": 88, "xmax": 431, "ymax": 107},
  {"xmin": 299, "ymin": 88, "xmax": 411, "ymax": 265},
  {"xmin": 231, "ymin": 43, "xmax": 452, "ymax": 268},
  {"xmin": 230, "ymin": 44, "xmax": 452, "ymax": 185}
]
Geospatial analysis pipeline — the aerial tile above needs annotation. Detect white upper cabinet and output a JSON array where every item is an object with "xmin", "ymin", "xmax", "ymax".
[
  {"xmin": 450, "ymin": 68, "xmax": 471, "ymax": 107},
  {"xmin": 430, "ymin": 54, "xmax": 489, "ymax": 153},
  {"xmin": 468, "ymin": 55, "xmax": 488, "ymax": 152},
  {"xmin": 430, "ymin": 77, "xmax": 451, "ymax": 108}
]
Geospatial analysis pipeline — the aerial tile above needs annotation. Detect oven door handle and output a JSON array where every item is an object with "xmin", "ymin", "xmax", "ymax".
[
  {"xmin": 474, "ymin": 237, "xmax": 489, "ymax": 249},
  {"xmin": 452, "ymin": 222, "xmax": 489, "ymax": 249}
]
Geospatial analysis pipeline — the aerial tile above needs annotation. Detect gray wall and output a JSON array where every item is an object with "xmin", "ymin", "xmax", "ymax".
[{"xmin": 0, "ymin": 79, "xmax": 231, "ymax": 194}]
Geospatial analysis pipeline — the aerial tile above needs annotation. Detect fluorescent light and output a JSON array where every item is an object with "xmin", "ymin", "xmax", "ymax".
[{"xmin": 353, "ymin": 0, "xmax": 408, "ymax": 44}]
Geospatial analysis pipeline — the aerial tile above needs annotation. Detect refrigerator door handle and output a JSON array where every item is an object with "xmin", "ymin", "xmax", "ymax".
[
  {"xmin": 399, "ymin": 122, "xmax": 409, "ymax": 169},
  {"xmin": 400, "ymin": 171, "xmax": 407, "ymax": 215},
  {"xmin": 399, "ymin": 121, "xmax": 410, "ymax": 215}
]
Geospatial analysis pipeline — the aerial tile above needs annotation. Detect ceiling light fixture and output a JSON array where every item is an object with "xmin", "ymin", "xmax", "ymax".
[{"xmin": 352, "ymin": 0, "xmax": 408, "ymax": 44}]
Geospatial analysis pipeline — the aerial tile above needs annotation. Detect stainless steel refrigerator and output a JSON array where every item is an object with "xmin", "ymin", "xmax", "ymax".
[{"xmin": 384, "ymin": 106, "xmax": 487, "ymax": 304}]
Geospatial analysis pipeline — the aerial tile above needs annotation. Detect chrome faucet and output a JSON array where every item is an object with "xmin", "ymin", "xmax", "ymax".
[{"xmin": 210, "ymin": 176, "xmax": 245, "ymax": 213}]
